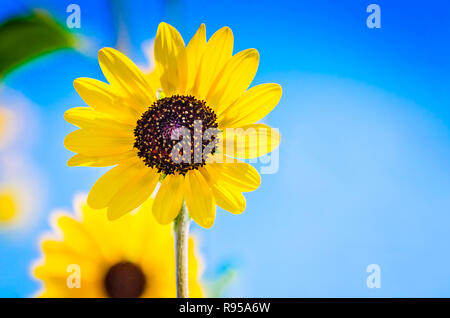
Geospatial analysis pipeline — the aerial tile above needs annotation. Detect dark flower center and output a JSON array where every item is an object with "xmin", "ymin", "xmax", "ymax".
[
  {"xmin": 104, "ymin": 261, "xmax": 146, "ymax": 298},
  {"xmin": 134, "ymin": 95, "xmax": 219, "ymax": 176}
]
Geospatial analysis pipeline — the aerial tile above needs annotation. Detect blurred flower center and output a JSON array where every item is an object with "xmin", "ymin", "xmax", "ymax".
[
  {"xmin": 134, "ymin": 95, "xmax": 219, "ymax": 175},
  {"xmin": 104, "ymin": 261, "xmax": 146, "ymax": 298},
  {"xmin": 0, "ymin": 190, "xmax": 18, "ymax": 223}
]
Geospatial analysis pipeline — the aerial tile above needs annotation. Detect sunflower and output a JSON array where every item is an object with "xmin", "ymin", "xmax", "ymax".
[
  {"xmin": 32, "ymin": 195, "xmax": 204, "ymax": 297},
  {"xmin": 64, "ymin": 22, "xmax": 281, "ymax": 228}
]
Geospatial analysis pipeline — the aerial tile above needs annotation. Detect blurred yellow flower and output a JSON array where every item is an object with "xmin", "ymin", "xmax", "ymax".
[
  {"xmin": 0, "ymin": 188, "xmax": 19, "ymax": 224},
  {"xmin": 32, "ymin": 195, "xmax": 204, "ymax": 297},
  {"xmin": 64, "ymin": 22, "xmax": 281, "ymax": 228},
  {"xmin": 0, "ymin": 94, "xmax": 43, "ymax": 234},
  {"xmin": 0, "ymin": 181, "xmax": 37, "ymax": 231}
]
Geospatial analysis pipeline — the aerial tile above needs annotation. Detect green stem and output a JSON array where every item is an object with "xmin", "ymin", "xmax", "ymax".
[{"xmin": 174, "ymin": 201, "xmax": 190, "ymax": 298}]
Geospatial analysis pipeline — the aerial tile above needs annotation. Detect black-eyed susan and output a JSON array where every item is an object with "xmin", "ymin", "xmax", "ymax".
[
  {"xmin": 32, "ymin": 195, "xmax": 204, "ymax": 298},
  {"xmin": 64, "ymin": 22, "xmax": 281, "ymax": 228}
]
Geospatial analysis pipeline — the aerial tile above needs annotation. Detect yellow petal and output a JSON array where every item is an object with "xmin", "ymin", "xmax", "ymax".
[
  {"xmin": 76, "ymin": 199, "xmax": 126, "ymax": 262},
  {"xmin": 212, "ymin": 182, "xmax": 246, "ymax": 214},
  {"xmin": 138, "ymin": 198, "xmax": 175, "ymax": 268},
  {"xmin": 153, "ymin": 174, "xmax": 184, "ymax": 225},
  {"xmin": 112, "ymin": 199, "xmax": 157, "ymax": 261},
  {"xmin": 107, "ymin": 168, "xmax": 159, "ymax": 220},
  {"xmin": 206, "ymin": 48, "xmax": 259, "ymax": 114},
  {"xmin": 200, "ymin": 163, "xmax": 246, "ymax": 213},
  {"xmin": 54, "ymin": 214, "xmax": 104, "ymax": 259},
  {"xmin": 73, "ymin": 78, "xmax": 141, "ymax": 123},
  {"xmin": 207, "ymin": 161, "xmax": 261, "ymax": 192},
  {"xmin": 34, "ymin": 279, "xmax": 105, "ymax": 298},
  {"xmin": 186, "ymin": 24, "xmax": 207, "ymax": 94},
  {"xmin": 36, "ymin": 238, "xmax": 105, "ymax": 279},
  {"xmin": 67, "ymin": 152, "xmax": 136, "ymax": 167},
  {"xmin": 184, "ymin": 170, "xmax": 215, "ymax": 228},
  {"xmin": 98, "ymin": 47, "xmax": 156, "ymax": 108},
  {"xmin": 146, "ymin": 68, "xmax": 161, "ymax": 93},
  {"xmin": 193, "ymin": 26, "xmax": 233, "ymax": 100},
  {"xmin": 64, "ymin": 107, "xmax": 134, "ymax": 136},
  {"xmin": 87, "ymin": 158, "xmax": 144, "ymax": 209},
  {"xmin": 221, "ymin": 124, "xmax": 281, "ymax": 159},
  {"xmin": 154, "ymin": 22, "xmax": 188, "ymax": 96},
  {"xmin": 33, "ymin": 253, "xmax": 102, "ymax": 282},
  {"xmin": 219, "ymin": 83, "xmax": 282, "ymax": 127},
  {"xmin": 64, "ymin": 129, "xmax": 134, "ymax": 156}
]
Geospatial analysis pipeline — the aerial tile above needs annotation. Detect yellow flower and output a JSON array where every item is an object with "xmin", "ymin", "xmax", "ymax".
[
  {"xmin": 0, "ymin": 187, "xmax": 19, "ymax": 224},
  {"xmin": 64, "ymin": 22, "xmax": 281, "ymax": 228},
  {"xmin": 0, "ymin": 181, "xmax": 36, "ymax": 230},
  {"xmin": 32, "ymin": 195, "xmax": 204, "ymax": 297}
]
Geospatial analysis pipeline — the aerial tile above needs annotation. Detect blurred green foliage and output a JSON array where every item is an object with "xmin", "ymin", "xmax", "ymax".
[
  {"xmin": 0, "ymin": 10, "xmax": 76, "ymax": 80},
  {"xmin": 206, "ymin": 268, "xmax": 237, "ymax": 297}
]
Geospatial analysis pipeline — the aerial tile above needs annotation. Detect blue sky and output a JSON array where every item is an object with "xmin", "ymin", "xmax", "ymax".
[{"xmin": 0, "ymin": 0, "xmax": 449, "ymax": 297}]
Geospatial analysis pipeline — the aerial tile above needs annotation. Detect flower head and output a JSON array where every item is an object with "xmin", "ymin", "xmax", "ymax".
[
  {"xmin": 64, "ymin": 22, "xmax": 281, "ymax": 228},
  {"xmin": 0, "ymin": 187, "xmax": 19, "ymax": 224},
  {"xmin": 32, "ymin": 195, "xmax": 204, "ymax": 297}
]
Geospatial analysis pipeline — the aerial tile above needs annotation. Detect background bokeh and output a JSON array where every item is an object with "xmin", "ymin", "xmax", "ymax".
[{"xmin": 0, "ymin": 0, "xmax": 449, "ymax": 297}]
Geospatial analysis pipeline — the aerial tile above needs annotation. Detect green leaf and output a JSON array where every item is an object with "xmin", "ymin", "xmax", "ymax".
[{"xmin": 0, "ymin": 10, "xmax": 77, "ymax": 79}]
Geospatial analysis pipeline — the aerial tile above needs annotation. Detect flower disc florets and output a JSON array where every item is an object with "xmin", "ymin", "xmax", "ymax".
[
  {"xmin": 104, "ymin": 261, "xmax": 146, "ymax": 298},
  {"xmin": 134, "ymin": 95, "xmax": 219, "ymax": 175}
]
